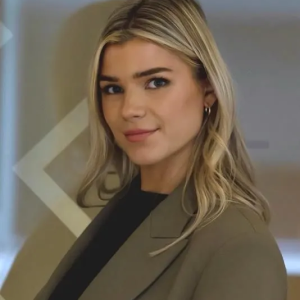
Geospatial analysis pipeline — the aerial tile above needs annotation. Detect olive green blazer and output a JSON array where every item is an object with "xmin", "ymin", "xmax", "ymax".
[{"xmin": 34, "ymin": 182, "xmax": 287, "ymax": 300}]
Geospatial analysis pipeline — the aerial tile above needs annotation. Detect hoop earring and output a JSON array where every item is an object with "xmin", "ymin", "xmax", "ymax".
[{"xmin": 204, "ymin": 106, "xmax": 211, "ymax": 116}]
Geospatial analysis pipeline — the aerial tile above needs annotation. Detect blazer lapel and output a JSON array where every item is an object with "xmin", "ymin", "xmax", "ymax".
[
  {"xmin": 80, "ymin": 180, "xmax": 196, "ymax": 300},
  {"xmin": 34, "ymin": 188, "xmax": 128, "ymax": 300},
  {"xmin": 35, "ymin": 179, "xmax": 196, "ymax": 300}
]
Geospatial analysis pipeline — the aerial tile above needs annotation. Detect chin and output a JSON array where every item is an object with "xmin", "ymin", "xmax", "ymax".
[
  {"xmin": 126, "ymin": 150, "xmax": 165, "ymax": 167},
  {"xmin": 128, "ymin": 155, "xmax": 161, "ymax": 166}
]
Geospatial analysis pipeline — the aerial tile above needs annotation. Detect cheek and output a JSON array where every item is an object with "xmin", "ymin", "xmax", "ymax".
[
  {"xmin": 162, "ymin": 93, "xmax": 204, "ymax": 136},
  {"xmin": 101, "ymin": 113, "xmax": 119, "ymax": 145},
  {"xmin": 101, "ymin": 101, "xmax": 109, "ymax": 122},
  {"xmin": 102, "ymin": 101, "xmax": 117, "ymax": 130},
  {"xmin": 173, "ymin": 107, "xmax": 202, "ymax": 137}
]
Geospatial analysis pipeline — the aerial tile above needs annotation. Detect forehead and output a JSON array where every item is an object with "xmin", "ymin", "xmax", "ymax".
[{"xmin": 100, "ymin": 38, "xmax": 185, "ymax": 74}]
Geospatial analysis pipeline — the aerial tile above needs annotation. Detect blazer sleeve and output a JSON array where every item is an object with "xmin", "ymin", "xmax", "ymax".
[{"xmin": 191, "ymin": 232, "xmax": 288, "ymax": 300}]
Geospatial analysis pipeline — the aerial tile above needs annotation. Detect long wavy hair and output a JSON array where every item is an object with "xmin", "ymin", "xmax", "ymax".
[{"xmin": 76, "ymin": 0, "xmax": 270, "ymax": 255}]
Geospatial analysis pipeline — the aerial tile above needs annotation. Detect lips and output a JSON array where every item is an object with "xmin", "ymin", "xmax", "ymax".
[
  {"xmin": 124, "ymin": 129, "xmax": 158, "ymax": 142},
  {"xmin": 124, "ymin": 129, "xmax": 156, "ymax": 136}
]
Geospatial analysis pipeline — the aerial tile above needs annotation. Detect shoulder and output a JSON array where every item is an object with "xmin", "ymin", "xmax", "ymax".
[
  {"xmin": 185, "ymin": 204, "xmax": 288, "ymax": 300},
  {"xmin": 186, "ymin": 203, "xmax": 287, "ymax": 277},
  {"xmin": 189, "ymin": 203, "xmax": 280, "ymax": 251}
]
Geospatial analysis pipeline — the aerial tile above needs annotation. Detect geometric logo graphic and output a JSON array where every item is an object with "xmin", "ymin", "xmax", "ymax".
[
  {"xmin": 13, "ymin": 99, "xmax": 91, "ymax": 238},
  {"xmin": 0, "ymin": 21, "xmax": 13, "ymax": 48}
]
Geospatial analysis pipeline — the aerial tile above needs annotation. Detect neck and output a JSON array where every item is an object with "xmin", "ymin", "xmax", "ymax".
[{"xmin": 139, "ymin": 147, "xmax": 192, "ymax": 194}]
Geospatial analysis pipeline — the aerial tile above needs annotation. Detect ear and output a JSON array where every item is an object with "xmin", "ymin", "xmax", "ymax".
[{"xmin": 203, "ymin": 79, "xmax": 217, "ymax": 108}]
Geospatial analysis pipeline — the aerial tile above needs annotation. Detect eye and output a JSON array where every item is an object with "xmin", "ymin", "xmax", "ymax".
[
  {"xmin": 100, "ymin": 85, "xmax": 123, "ymax": 95},
  {"xmin": 146, "ymin": 77, "xmax": 170, "ymax": 89}
]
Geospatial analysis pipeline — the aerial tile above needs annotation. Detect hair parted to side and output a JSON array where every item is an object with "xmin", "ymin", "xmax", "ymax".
[{"xmin": 76, "ymin": 0, "xmax": 270, "ymax": 256}]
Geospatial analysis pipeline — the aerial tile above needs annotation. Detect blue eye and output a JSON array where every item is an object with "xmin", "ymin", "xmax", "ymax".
[
  {"xmin": 146, "ymin": 78, "xmax": 170, "ymax": 89},
  {"xmin": 101, "ymin": 85, "xmax": 123, "ymax": 95}
]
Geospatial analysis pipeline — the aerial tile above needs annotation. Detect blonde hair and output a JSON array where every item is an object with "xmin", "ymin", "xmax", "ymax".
[{"xmin": 77, "ymin": 0, "xmax": 270, "ymax": 255}]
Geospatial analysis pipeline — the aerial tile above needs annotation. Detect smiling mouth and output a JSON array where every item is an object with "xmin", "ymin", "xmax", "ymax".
[{"xmin": 124, "ymin": 129, "xmax": 158, "ymax": 142}]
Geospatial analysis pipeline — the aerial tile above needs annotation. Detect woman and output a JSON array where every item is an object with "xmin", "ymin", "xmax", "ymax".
[{"xmin": 35, "ymin": 0, "xmax": 287, "ymax": 299}]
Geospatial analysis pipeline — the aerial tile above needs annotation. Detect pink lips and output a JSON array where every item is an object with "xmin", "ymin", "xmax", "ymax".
[{"xmin": 124, "ymin": 129, "xmax": 157, "ymax": 142}]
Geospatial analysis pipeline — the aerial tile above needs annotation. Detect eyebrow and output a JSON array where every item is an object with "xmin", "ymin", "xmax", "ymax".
[{"xmin": 98, "ymin": 67, "xmax": 173, "ymax": 82}]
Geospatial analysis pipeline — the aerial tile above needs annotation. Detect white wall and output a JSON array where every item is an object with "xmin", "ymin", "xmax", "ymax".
[{"xmin": 209, "ymin": 18, "xmax": 300, "ymax": 165}]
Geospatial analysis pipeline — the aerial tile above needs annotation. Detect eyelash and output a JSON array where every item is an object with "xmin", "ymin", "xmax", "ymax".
[{"xmin": 100, "ymin": 77, "xmax": 170, "ymax": 95}]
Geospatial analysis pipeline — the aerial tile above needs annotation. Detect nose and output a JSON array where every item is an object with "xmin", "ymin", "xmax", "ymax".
[{"xmin": 121, "ymin": 91, "xmax": 146, "ymax": 120}]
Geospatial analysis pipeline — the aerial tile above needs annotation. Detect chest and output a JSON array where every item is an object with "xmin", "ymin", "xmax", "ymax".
[{"xmin": 79, "ymin": 243, "xmax": 196, "ymax": 300}]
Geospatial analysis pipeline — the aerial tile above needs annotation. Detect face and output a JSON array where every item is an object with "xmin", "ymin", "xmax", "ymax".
[{"xmin": 99, "ymin": 38, "xmax": 215, "ymax": 167}]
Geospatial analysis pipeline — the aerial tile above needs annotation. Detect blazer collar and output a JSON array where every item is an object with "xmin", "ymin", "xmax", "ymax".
[
  {"xmin": 150, "ymin": 178, "xmax": 197, "ymax": 238},
  {"xmin": 35, "ymin": 177, "xmax": 197, "ymax": 300},
  {"xmin": 79, "ymin": 178, "xmax": 197, "ymax": 300},
  {"xmin": 123, "ymin": 174, "xmax": 197, "ymax": 238}
]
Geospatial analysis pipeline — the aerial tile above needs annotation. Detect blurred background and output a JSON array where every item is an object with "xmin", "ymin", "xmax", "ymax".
[{"xmin": 0, "ymin": 0, "xmax": 299, "ymax": 299}]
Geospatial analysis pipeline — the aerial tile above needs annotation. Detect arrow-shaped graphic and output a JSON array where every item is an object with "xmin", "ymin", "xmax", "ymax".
[
  {"xmin": 13, "ymin": 99, "xmax": 91, "ymax": 238},
  {"xmin": 0, "ymin": 21, "xmax": 13, "ymax": 48}
]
